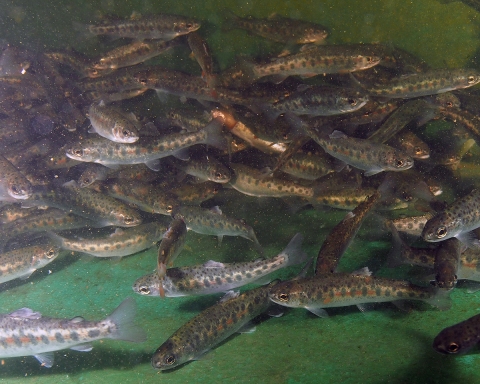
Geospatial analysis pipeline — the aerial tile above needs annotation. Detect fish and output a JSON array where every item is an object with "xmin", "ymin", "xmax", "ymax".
[
  {"xmin": 65, "ymin": 119, "xmax": 226, "ymax": 170},
  {"xmin": 0, "ymin": 204, "xmax": 36, "ymax": 224},
  {"xmin": 227, "ymin": 12, "xmax": 328, "ymax": 45},
  {"xmin": 0, "ymin": 242, "xmax": 61, "ymax": 284},
  {"xmin": 0, "ymin": 297, "xmax": 146, "ymax": 367},
  {"xmin": 170, "ymin": 181, "xmax": 221, "ymax": 205},
  {"xmin": 77, "ymin": 163, "xmax": 114, "ymax": 188},
  {"xmin": 151, "ymin": 282, "xmax": 276, "ymax": 370},
  {"xmin": 134, "ymin": 233, "xmax": 307, "ymax": 297},
  {"xmin": 187, "ymin": 31, "xmax": 217, "ymax": 88},
  {"xmin": 75, "ymin": 14, "xmax": 200, "ymax": 41},
  {"xmin": 157, "ymin": 218, "xmax": 188, "ymax": 298},
  {"xmin": 387, "ymin": 214, "xmax": 432, "ymax": 237},
  {"xmin": 365, "ymin": 69, "xmax": 480, "ymax": 99},
  {"xmin": 422, "ymin": 189, "xmax": 480, "ymax": 246},
  {"xmin": 0, "ymin": 154, "xmax": 32, "ymax": 201},
  {"xmin": 172, "ymin": 205, "xmax": 262, "ymax": 253},
  {"xmin": 433, "ymin": 238, "xmax": 462, "ymax": 289},
  {"xmin": 89, "ymin": 39, "xmax": 179, "ymax": 77},
  {"xmin": 386, "ymin": 130, "xmax": 431, "ymax": 160},
  {"xmin": 48, "ymin": 221, "xmax": 168, "ymax": 258},
  {"xmin": 433, "ymin": 312, "xmax": 480, "ymax": 355},
  {"xmin": 166, "ymin": 155, "xmax": 232, "ymax": 184},
  {"xmin": 87, "ymin": 101, "xmax": 140, "ymax": 143},
  {"xmin": 27, "ymin": 181, "xmax": 143, "ymax": 227},
  {"xmin": 268, "ymin": 269, "xmax": 451, "ymax": 317},
  {"xmin": 313, "ymin": 130, "xmax": 414, "ymax": 176},
  {"xmin": 267, "ymin": 86, "xmax": 369, "ymax": 118},
  {"xmin": 315, "ymin": 192, "xmax": 380, "ymax": 274},
  {"xmin": 228, "ymin": 163, "xmax": 314, "ymax": 198},
  {"xmin": 279, "ymin": 151, "xmax": 334, "ymax": 180}
]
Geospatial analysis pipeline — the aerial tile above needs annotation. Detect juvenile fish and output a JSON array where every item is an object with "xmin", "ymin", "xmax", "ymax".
[
  {"xmin": 157, "ymin": 218, "xmax": 188, "ymax": 297},
  {"xmin": 49, "ymin": 221, "xmax": 167, "ymax": 258},
  {"xmin": 279, "ymin": 151, "xmax": 334, "ymax": 180},
  {"xmin": 228, "ymin": 163, "xmax": 314, "ymax": 198},
  {"xmin": 269, "ymin": 270, "xmax": 451, "ymax": 317},
  {"xmin": 433, "ymin": 312, "xmax": 480, "ymax": 355},
  {"xmin": 313, "ymin": 130, "xmax": 414, "ymax": 176},
  {"xmin": 187, "ymin": 31, "xmax": 217, "ymax": 88},
  {"xmin": 227, "ymin": 13, "xmax": 328, "ymax": 44},
  {"xmin": 0, "ymin": 243, "xmax": 61, "ymax": 284},
  {"xmin": 0, "ymin": 297, "xmax": 145, "ymax": 367},
  {"xmin": 366, "ymin": 69, "xmax": 480, "ymax": 99},
  {"xmin": 77, "ymin": 163, "xmax": 114, "ymax": 188},
  {"xmin": 387, "ymin": 214, "xmax": 432, "ymax": 237},
  {"xmin": 76, "ymin": 14, "xmax": 200, "ymax": 41},
  {"xmin": 0, "ymin": 155, "xmax": 32, "ymax": 201},
  {"xmin": 87, "ymin": 101, "xmax": 140, "ymax": 143},
  {"xmin": 433, "ymin": 238, "xmax": 462, "ymax": 289},
  {"xmin": 151, "ymin": 282, "xmax": 276, "ymax": 370},
  {"xmin": 65, "ymin": 119, "xmax": 226, "ymax": 170},
  {"xmin": 422, "ymin": 189, "xmax": 480, "ymax": 245},
  {"xmin": 167, "ymin": 155, "xmax": 231, "ymax": 183},
  {"xmin": 315, "ymin": 192, "xmax": 380, "ymax": 274},
  {"xmin": 134, "ymin": 233, "xmax": 307, "ymax": 297},
  {"xmin": 172, "ymin": 205, "xmax": 262, "ymax": 253}
]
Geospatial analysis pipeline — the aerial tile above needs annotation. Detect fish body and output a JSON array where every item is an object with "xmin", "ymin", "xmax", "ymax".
[
  {"xmin": 422, "ymin": 189, "xmax": 480, "ymax": 244},
  {"xmin": 49, "ymin": 221, "xmax": 167, "ymax": 257},
  {"xmin": 77, "ymin": 14, "xmax": 200, "ymax": 40},
  {"xmin": 434, "ymin": 238, "xmax": 462, "ymax": 289},
  {"xmin": 88, "ymin": 101, "xmax": 140, "ymax": 143},
  {"xmin": 65, "ymin": 120, "xmax": 226, "ymax": 169},
  {"xmin": 228, "ymin": 13, "xmax": 328, "ymax": 44},
  {"xmin": 366, "ymin": 69, "xmax": 480, "ymax": 99},
  {"xmin": 27, "ymin": 182, "xmax": 143, "ymax": 227},
  {"xmin": 387, "ymin": 214, "xmax": 432, "ymax": 236},
  {"xmin": 0, "ymin": 297, "xmax": 145, "ymax": 367},
  {"xmin": 268, "ymin": 272, "xmax": 451, "ymax": 317},
  {"xmin": 228, "ymin": 163, "xmax": 314, "ymax": 198},
  {"xmin": 433, "ymin": 312, "xmax": 480, "ymax": 354},
  {"xmin": 172, "ymin": 205, "xmax": 262, "ymax": 251},
  {"xmin": 314, "ymin": 130, "xmax": 414, "ymax": 176},
  {"xmin": 280, "ymin": 151, "xmax": 334, "ymax": 180},
  {"xmin": 269, "ymin": 86, "xmax": 369, "ymax": 117},
  {"xmin": 151, "ymin": 283, "xmax": 275, "ymax": 370},
  {"xmin": 134, "ymin": 233, "xmax": 307, "ymax": 297},
  {"xmin": 387, "ymin": 130, "xmax": 430, "ymax": 160},
  {"xmin": 170, "ymin": 181, "xmax": 221, "ymax": 205},
  {"xmin": 0, "ymin": 243, "xmax": 61, "ymax": 284}
]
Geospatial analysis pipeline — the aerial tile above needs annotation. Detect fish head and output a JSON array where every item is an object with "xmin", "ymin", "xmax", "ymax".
[
  {"xmin": 112, "ymin": 123, "xmax": 139, "ymax": 144},
  {"xmin": 7, "ymin": 175, "xmax": 32, "ymax": 200},
  {"xmin": 132, "ymin": 273, "xmax": 161, "ymax": 296},
  {"xmin": 358, "ymin": 54, "xmax": 382, "ymax": 70},
  {"xmin": 207, "ymin": 164, "xmax": 232, "ymax": 184},
  {"xmin": 116, "ymin": 211, "xmax": 143, "ymax": 227},
  {"xmin": 336, "ymin": 90, "xmax": 369, "ymax": 114},
  {"xmin": 454, "ymin": 69, "xmax": 480, "ymax": 89},
  {"xmin": 297, "ymin": 27, "xmax": 329, "ymax": 44},
  {"xmin": 65, "ymin": 141, "xmax": 100, "ymax": 162},
  {"xmin": 173, "ymin": 19, "xmax": 201, "ymax": 35},
  {"xmin": 268, "ymin": 280, "xmax": 305, "ymax": 307},
  {"xmin": 433, "ymin": 323, "xmax": 477, "ymax": 355},
  {"xmin": 421, "ymin": 213, "xmax": 460, "ymax": 242},
  {"xmin": 152, "ymin": 340, "xmax": 186, "ymax": 370},
  {"xmin": 382, "ymin": 149, "xmax": 414, "ymax": 172}
]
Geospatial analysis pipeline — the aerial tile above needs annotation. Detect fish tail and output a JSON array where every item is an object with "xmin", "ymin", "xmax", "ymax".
[
  {"xmin": 424, "ymin": 286, "xmax": 452, "ymax": 311},
  {"xmin": 282, "ymin": 233, "xmax": 308, "ymax": 267},
  {"xmin": 106, "ymin": 297, "xmax": 147, "ymax": 342},
  {"xmin": 202, "ymin": 119, "xmax": 228, "ymax": 150},
  {"xmin": 385, "ymin": 222, "xmax": 407, "ymax": 268},
  {"xmin": 72, "ymin": 21, "xmax": 95, "ymax": 40}
]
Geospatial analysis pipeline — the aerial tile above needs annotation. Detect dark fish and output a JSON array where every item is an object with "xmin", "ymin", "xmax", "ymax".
[{"xmin": 433, "ymin": 312, "xmax": 480, "ymax": 355}]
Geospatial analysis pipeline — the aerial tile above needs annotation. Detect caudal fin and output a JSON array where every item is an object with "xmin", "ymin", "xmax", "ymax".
[
  {"xmin": 107, "ymin": 297, "xmax": 147, "ymax": 343},
  {"xmin": 282, "ymin": 233, "xmax": 308, "ymax": 267},
  {"xmin": 202, "ymin": 119, "xmax": 228, "ymax": 150}
]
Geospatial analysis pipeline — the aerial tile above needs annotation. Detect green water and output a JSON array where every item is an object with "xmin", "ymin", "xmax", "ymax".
[{"xmin": 1, "ymin": 0, "xmax": 480, "ymax": 383}]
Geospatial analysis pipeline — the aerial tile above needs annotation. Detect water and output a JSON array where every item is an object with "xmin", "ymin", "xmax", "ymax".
[{"xmin": 0, "ymin": 0, "xmax": 480, "ymax": 383}]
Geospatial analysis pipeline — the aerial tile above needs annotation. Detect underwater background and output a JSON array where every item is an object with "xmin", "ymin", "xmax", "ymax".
[{"xmin": 1, "ymin": 0, "xmax": 480, "ymax": 383}]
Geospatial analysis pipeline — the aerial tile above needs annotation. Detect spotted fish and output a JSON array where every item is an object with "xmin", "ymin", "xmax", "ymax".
[
  {"xmin": 0, "ymin": 297, "xmax": 146, "ymax": 367},
  {"xmin": 433, "ymin": 312, "xmax": 480, "ymax": 355},
  {"xmin": 151, "ymin": 282, "xmax": 277, "ymax": 370},
  {"xmin": 134, "ymin": 233, "xmax": 307, "ymax": 297}
]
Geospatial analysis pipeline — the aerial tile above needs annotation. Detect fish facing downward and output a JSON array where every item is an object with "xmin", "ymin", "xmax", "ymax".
[{"xmin": 0, "ymin": 297, "xmax": 146, "ymax": 367}]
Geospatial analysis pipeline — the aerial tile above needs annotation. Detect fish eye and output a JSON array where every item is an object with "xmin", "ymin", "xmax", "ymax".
[
  {"xmin": 74, "ymin": 149, "xmax": 83, "ymax": 157},
  {"xmin": 122, "ymin": 129, "xmax": 131, "ymax": 137},
  {"xmin": 139, "ymin": 286, "xmax": 151, "ymax": 295},
  {"xmin": 166, "ymin": 205, "xmax": 173, "ymax": 213},
  {"xmin": 468, "ymin": 76, "xmax": 476, "ymax": 84},
  {"xmin": 447, "ymin": 342, "xmax": 460, "ymax": 353},
  {"xmin": 46, "ymin": 248, "xmax": 56, "ymax": 258},
  {"xmin": 124, "ymin": 216, "xmax": 135, "ymax": 224},
  {"xmin": 138, "ymin": 78, "xmax": 148, "ymax": 85},
  {"xmin": 366, "ymin": 56, "xmax": 373, "ymax": 62},
  {"xmin": 165, "ymin": 355, "xmax": 176, "ymax": 365},
  {"xmin": 83, "ymin": 177, "xmax": 90, "ymax": 185},
  {"xmin": 278, "ymin": 293, "xmax": 289, "ymax": 301},
  {"xmin": 11, "ymin": 185, "xmax": 19, "ymax": 194},
  {"xmin": 446, "ymin": 101, "xmax": 453, "ymax": 107},
  {"xmin": 186, "ymin": 23, "xmax": 193, "ymax": 28},
  {"xmin": 414, "ymin": 146, "xmax": 422, "ymax": 155},
  {"xmin": 396, "ymin": 159, "xmax": 404, "ymax": 167},
  {"xmin": 348, "ymin": 98, "xmax": 357, "ymax": 106},
  {"xmin": 215, "ymin": 172, "xmax": 223, "ymax": 179},
  {"xmin": 436, "ymin": 226, "xmax": 448, "ymax": 238}
]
